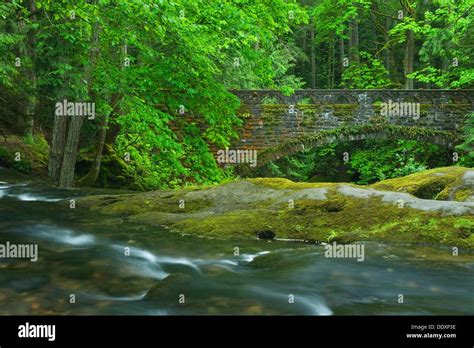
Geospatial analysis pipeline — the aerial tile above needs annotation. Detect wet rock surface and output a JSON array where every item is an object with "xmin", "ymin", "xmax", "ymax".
[{"xmin": 77, "ymin": 167, "xmax": 474, "ymax": 248}]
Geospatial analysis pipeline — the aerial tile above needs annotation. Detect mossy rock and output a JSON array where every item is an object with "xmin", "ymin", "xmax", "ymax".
[
  {"xmin": 372, "ymin": 166, "xmax": 474, "ymax": 201},
  {"xmin": 248, "ymin": 177, "xmax": 340, "ymax": 190},
  {"xmin": 292, "ymin": 197, "xmax": 345, "ymax": 214},
  {"xmin": 0, "ymin": 135, "xmax": 49, "ymax": 175},
  {"xmin": 79, "ymin": 168, "xmax": 474, "ymax": 249},
  {"xmin": 80, "ymin": 191, "xmax": 212, "ymax": 218},
  {"xmin": 96, "ymin": 277, "xmax": 154, "ymax": 297},
  {"xmin": 143, "ymin": 273, "xmax": 194, "ymax": 301},
  {"xmin": 248, "ymin": 253, "xmax": 282, "ymax": 269},
  {"xmin": 247, "ymin": 252, "xmax": 311, "ymax": 274}
]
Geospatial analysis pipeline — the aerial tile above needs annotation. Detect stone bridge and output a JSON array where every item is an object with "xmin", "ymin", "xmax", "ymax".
[{"xmin": 229, "ymin": 89, "xmax": 474, "ymax": 168}]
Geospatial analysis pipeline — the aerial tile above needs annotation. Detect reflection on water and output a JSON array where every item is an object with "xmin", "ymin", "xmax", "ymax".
[{"xmin": 0, "ymin": 167, "xmax": 473, "ymax": 315}]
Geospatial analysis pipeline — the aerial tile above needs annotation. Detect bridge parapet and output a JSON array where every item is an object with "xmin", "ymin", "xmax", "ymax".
[{"xmin": 230, "ymin": 89, "xmax": 474, "ymax": 151}]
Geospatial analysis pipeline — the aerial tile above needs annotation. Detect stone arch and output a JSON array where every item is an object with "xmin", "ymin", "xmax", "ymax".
[
  {"xmin": 334, "ymin": 95, "xmax": 351, "ymax": 104},
  {"xmin": 235, "ymin": 125, "xmax": 456, "ymax": 173},
  {"xmin": 456, "ymin": 91, "xmax": 474, "ymax": 106},
  {"xmin": 450, "ymin": 95, "xmax": 467, "ymax": 104}
]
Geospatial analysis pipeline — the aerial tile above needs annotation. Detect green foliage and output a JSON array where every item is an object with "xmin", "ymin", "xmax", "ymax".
[
  {"xmin": 0, "ymin": 145, "xmax": 32, "ymax": 174},
  {"xmin": 340, "ymin": 52, "xmax": 394, "ymax": 89},
  {"xmin": 254, "ymin": 139, "xmax": 451, "ymax": 185},
  {"xmin": 0, "ymin": 2, "xmax": 22, "ymax": 88},
  {"xmin": 347, "ymin": 140, "xmax": 428, "ymax": 184},
  {"xmin": 1, "ymin": 0, "xmax": 313, "ymax": 189},
  {"xmin": 456, "ymin": 112, "xmax": 474, "ymax": 167},
  {"xmin": 413, "ymin": 0, "xmax": 474, "ymax": 88},
  {"xmin": 1, "ymin": 0, "xmax": 473, "ymax": 189}
]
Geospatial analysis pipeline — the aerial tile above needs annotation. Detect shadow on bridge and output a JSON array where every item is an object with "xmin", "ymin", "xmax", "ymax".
[
  {"xmin": 235, "ymin": 124, "xmax": 456, "ymax": 175},
  {"xmin": 229, "ymin": 89, "xmax": 473, "ymax": 174}
]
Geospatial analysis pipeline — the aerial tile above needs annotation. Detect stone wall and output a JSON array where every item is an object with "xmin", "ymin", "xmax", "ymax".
[{"xmin": 230, "ymin": 89, "xmax": 474, "ymax": 151}]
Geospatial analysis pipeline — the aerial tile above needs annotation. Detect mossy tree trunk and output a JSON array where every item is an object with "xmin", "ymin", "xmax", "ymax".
[
  {"xmin": 339, "ymin": 31, "xmax": 345, "ymax": 81},
  {"xmin": 402, "ymin": 0, "xmax": 416, "ymax": 90},
  {"xmin": 58, "ymin": 115, "xmax": 84, "ymax": 188},
  {"xmin": 384, "ymin": 16, "xmax": 394, "ymax": 76},
  {"xmin": 48, "ymin": 114, "xmax": 68, "ymax": 182},
  {"xmin": 310, "ymin": 18, "xmax": 316, "ymax": 89},
  {"xmin": 79, "ymin": 42, "xmax": 125, "ymax": 187},
  {"xmin": 23, "ymin": 0, "xmax": 37, "ymax": 142},
  {"xmin": 57, "ymin": 7, "xmax": 100, "ymax": 188},
  {"xmin": 348, "ymin": 20, "xmax": 360, "ymax": 64},
  {"xmin": 404, "ymin": 29, "xmax": 414, "ymax": 89},
  {"xmin": 77, "ymin": 114, "xmax": 108, "ymax": 187}
]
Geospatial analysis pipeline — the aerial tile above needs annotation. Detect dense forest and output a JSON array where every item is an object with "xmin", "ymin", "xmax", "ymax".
[{"xmin": 0, "ymin": 0, "xmax": 473, "ymax": 190}]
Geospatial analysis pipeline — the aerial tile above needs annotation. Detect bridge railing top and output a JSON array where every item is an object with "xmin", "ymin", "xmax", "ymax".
[
  {"xmin": 229, "ymin": 89, "xmax": 474, "ymax": 93},
  {"xmin": 229, "ymin": 89, "xmax": 474, "ymax": 105}
]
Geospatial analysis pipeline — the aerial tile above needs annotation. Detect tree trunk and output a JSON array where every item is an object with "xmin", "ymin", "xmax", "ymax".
[
  {"xmin": 310, "ymin": 18, "xmax": 316, "ymax": 89},
  {"xmin": 339, "ymin": 32, "xmax": 345, "ymax": 82},
  {"xmin": 48, "ymin": 115, "xmax": 68, "ymax": 182},
  {"xmin": 327, "ymin": 34, "xmax": 334, "ymax": 88},
  {"xmin": 24, "ymin": 76, "xmax": 36, "ymax": 141},
  {"xmin": 404, "ymin": 29, "xmax": 414, "ymax": 89},
  {"xmin": 57, "ymin": 4, "xmax": 100, "ymax": 188},
  {"xmin": 79, "ymin": 41, "xmax": 125, "ymax": 186},
  {"xmin": 348, "ymin": 20, "xmax": 360, "ymax": 63},
  {"xmin": 59, "ymin": 116, "xmax": 84, "ymax": 188},
  {"xmin": 77, "ymin": 116, "xmax": 107, "ymax": 186},
  {"xmin": 24, "ymin": 0, "xmax": 37, "ymax": 141},
  {"xmin": 302, "ymin": 26, "xmax": 307, "ymax": 85},
  {"xmin": 384, "ymin": 16, "xmax": 392, "ymax": 73},
  {"xmin": 105, "ymin": 121, "xmax": 121, "ymax": 146}
]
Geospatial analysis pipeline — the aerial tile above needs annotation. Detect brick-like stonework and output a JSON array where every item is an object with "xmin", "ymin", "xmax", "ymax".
[{"xmin": 230, "ymin": 89, "xmax": 474, "ymax": 152}]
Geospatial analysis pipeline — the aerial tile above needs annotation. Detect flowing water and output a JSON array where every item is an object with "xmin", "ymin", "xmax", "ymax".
[{"xmin": 0, "ymin": 167, "xmax": 473, "ymax": 315}]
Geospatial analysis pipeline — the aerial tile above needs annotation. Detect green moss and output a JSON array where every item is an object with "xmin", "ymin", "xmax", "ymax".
[
  {"xmin": 236, "ymin": 104, "xmax": 252, "ymax": 119},
  {"xmin": 246, "ymin": 177, "xmax": 341, "ymax": 190},
  {"xmin": 79, "ymin": 169, "xmax": 474, "ymax": 249},
  {"xmin": 175, "ymin": 210, "xmax": 274, "ymax": 239},
  {"xmin": 300, "ymin": 106, "xmax": 319, "ymax": 127},
  {"xmin": 170, "ymin": 192, "xmax": 474, "ymax": 248},
  {"xmin": 246, "ymin": 252, "xmax": 311, "ymax": 273},
  {"xmin": 291, "ymin": 197, "xmax": 345, "ymax": 214},
  {"xmin": 143, "ymin": 273, "xmax": 194, "ymax": 301},
  {"xmin": 261, "ymin": 105, "xmax": 286, "ymax": 126},
  {"xmin": 454, "ymin": 188, "xmax": 472, "ymax": 202},
  {"xmin": 0, "ymin": 135, "xmax": 49, "ymax": 174},
  {"xmin": 297, "ymin": 97, "xmax": 312, "ymax": 105},
  {"xmin": 80, "ymin": 191, "xmax": 212, "ymax": 217},
  {"xmin": 332, "ymin": 104, "xmax": 357, "ymax": 120},
  {"xmin": 248, "ymin": 253, "xmax": 284, "ymax": 269},
  {"xmin": 76, "ymin": 144, "xmax": 138, "ymax": 189},
  {"xmin": 372, "ymin": 166, "xmax": 472, "ymax": 200},
  {"xmin": 259, "ymin": 104, "xmax": 358, "ymax": 127}
]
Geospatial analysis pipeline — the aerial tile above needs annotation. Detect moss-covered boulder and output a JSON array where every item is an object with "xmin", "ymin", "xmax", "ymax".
[
  {"xmin": 143, "ymin": 273, "xmax": 194, "ymax": 301},
  {"xmin": 0, "ymin": 135, "xmax": 49, "ymax": 175},
  {"xmin": 371, "ymin": 166, "xmax": 474, "ymax": 202},
  {"xmin": 78, "ymin": 167, "xmax": 474, "ymax": 249}
]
